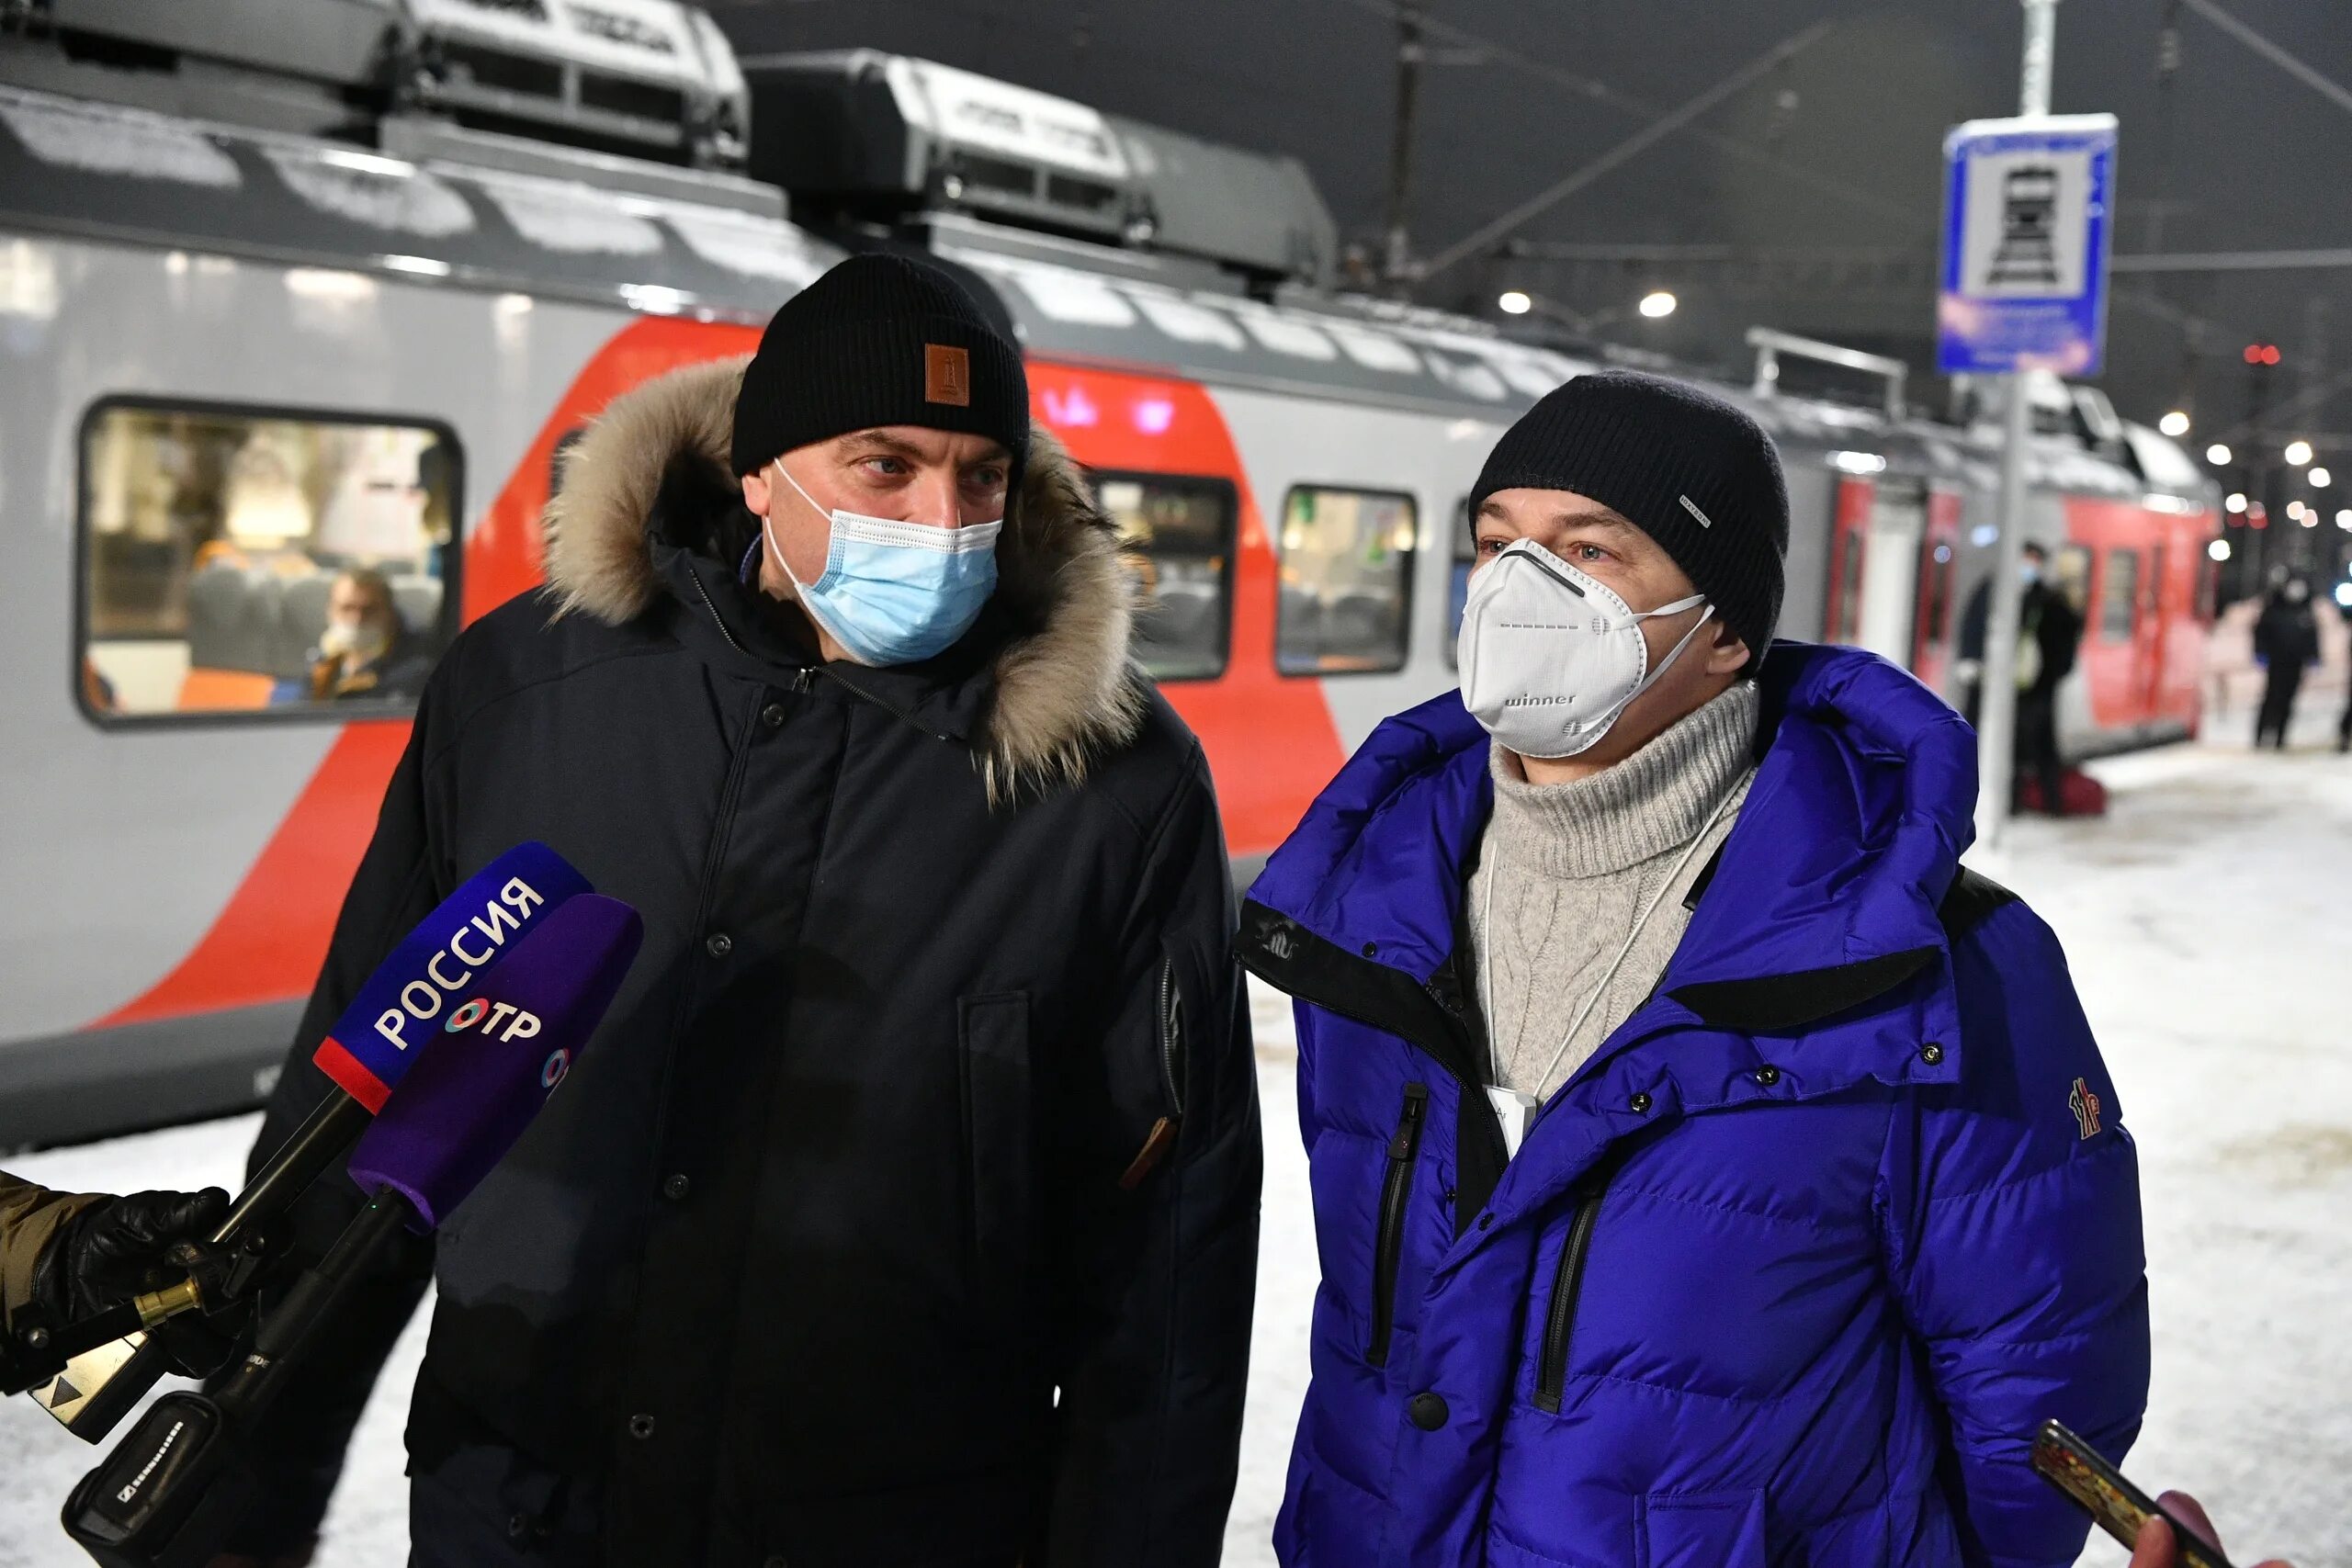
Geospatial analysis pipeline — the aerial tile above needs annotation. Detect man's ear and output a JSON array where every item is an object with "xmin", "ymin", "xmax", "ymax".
[
  {"xmin": 740, "ymin": 467, "xmax": 772, "ymax": 520},
  {"xmin": 1705, "ymin": 620, "xmax": 1752, "ymax": 677}
]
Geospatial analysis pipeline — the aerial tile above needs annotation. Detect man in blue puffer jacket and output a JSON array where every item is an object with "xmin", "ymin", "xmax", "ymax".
[{"xmin": 1241, "ymin": 371, "xmax": 2149, "ymax": 1568}]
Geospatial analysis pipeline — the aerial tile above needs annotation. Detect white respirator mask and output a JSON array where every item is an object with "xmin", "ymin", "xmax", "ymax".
[{"xmin": 1456, "ymin": 538, "xmax": 1713, "ymax": 759}]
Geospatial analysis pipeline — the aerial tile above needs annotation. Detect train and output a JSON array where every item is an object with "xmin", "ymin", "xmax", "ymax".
[{"xmin": 0, "ymin": 6, "xmax": 2218, "ymax": 1145}]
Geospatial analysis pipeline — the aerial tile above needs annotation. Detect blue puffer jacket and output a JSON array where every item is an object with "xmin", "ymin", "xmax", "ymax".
[{"xmin": 1240, "ymin": 644, "xmax": 2148, "ymax": 1568}]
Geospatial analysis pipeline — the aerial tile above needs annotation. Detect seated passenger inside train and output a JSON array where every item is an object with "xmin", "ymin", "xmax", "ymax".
[{"xmin": 286, "ymin": 567, "xmax": 435, "ymax": 705}]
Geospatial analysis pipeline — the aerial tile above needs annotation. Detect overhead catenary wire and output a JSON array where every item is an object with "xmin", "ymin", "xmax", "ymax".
[
  {"xmin": 2178, "ymin": 0, "xmax": 2352, "ymax": 120},
  {"xmin": 1319, "ymin": 0, "xmax": 1923, "ymax": 236},
  {"xmin": 1414, "ymin": 18, "xmax": 1841, "ymax": 280}
]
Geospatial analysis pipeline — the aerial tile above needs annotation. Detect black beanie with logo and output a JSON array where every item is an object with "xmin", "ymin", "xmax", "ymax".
[
  {"xmin": 729, "ymin": 253, "xmax": 1030, "ymax": 478},
  {"xmin": 1469, "ymin": 369, "xmax": 1790, "ymax": 666}
]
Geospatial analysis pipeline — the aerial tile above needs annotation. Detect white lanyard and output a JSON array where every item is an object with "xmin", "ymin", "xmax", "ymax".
[{"xmin": 1478, "ymin": 784, "xmax": 1737, "ymax": 1145}]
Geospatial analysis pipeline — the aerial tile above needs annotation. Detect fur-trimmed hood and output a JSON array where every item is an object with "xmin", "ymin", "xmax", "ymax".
[{"xmin": 543, "ymin": 355, "xmax": 1146, "ymax": 799}]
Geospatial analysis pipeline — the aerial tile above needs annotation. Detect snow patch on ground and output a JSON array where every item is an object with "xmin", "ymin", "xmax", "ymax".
[{"xmin": 4, "ymin": 711, "xmax": 2346, "ymax": 1566}]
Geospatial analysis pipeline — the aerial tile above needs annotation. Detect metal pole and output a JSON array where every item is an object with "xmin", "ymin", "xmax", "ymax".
[
  {"xmin": 1976, "ymin": 0, "xmax": 2060, "ymax": 850},
  {"xmin": 1383, "ymin": 3, "xmax": 1424, "ymax": 286}
]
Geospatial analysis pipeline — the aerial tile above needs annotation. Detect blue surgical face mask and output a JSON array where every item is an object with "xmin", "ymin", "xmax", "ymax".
[
  {"xmin": 765, "ymin": 461, "xmax": 1001, "ymax": 666},
  {"xmin": 2020, "ymin": 561, "xmax": 2041, "ymax": 587}
]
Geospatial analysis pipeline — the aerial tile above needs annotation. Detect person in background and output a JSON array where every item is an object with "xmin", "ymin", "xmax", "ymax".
[
  {"xmin": 1243, "ymin": 371, "xmax": 2147, "ymax": 1567},
  {"xmin": 304, "ymin": 567, "xmax": 433, "ymax": 704},
  {"xmin": 2251, "ymin": 575, "xmax": 2320, "ymax": 750},
  {"xmin": 1957, "ymin": 540, "xmax": 2083, "ymax": 813},
  {"xmin": 0, "ymin": 1173, "xmax": 225, "ymax": 1337}
]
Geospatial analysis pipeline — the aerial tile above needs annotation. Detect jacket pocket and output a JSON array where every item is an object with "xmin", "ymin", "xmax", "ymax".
[
  {"xmin": 1532, "ymin": 1182, "xmax": 1607, "ymax": 1413},
  {"xmin": 1119, "ymin": 952, "xmax": 1188, "ymax": 1191},
  {"xmin": 1637, "ymin": 1489, "xmax": 1766, "ymax": 1568},
  {"xmin": 957, "ymin": 992, "xmax": 1035, "ymax": 1303},
  {"xmin": 1366, "ymin": 1081, "xmax": 1429, "ymax": 1368}
]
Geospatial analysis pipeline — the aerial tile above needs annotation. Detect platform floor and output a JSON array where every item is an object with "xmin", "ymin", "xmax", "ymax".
[{"xmin": 5, "ymin": 702, "xmax": 2347, "ymax": 1567}]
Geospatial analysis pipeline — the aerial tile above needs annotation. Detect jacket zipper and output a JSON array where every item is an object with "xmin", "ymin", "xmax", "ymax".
[
  {"xmin": 687, "ymin": 567, "xmax": 749, "ymax": 657},
  {"xmin": 1157, "ymin": 956, "xmax": 1186, "ymax": 1115},
  {"xmin": 1533, "ymin": 1182, "xmax": 1607, "ymax": 1413},
  {"xmin": 820, "ymin": 665, "xmax": 951, "ymax": 741},
  {"xmin": 1366, "ymin": 1081, "xmax": 1430, "ymax": 1368}
]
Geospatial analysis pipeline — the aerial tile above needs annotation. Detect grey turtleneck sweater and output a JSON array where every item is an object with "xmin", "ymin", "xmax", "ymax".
[{"xmin": 1468, "ymin": 681, "xmax": 1760, "ymax": 1102}]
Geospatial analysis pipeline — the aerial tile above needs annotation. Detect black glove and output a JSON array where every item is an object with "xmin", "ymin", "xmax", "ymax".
[{"xmin": 31, "ymin": 1188, "xmax": 230, "ymax": 1325}]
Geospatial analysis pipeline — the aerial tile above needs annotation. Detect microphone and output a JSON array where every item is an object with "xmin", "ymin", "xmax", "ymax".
[
  {"xmin": 61, "ymin": 893, "xmax": 644, "ymax": 1568},
  {"xmin": 15, "ymin": 843, "xmax": 593, "ymax": 1439}
]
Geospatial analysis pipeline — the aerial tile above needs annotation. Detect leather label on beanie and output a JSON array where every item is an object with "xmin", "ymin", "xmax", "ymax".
[
  {"xmin": 1679, "ymin": 494, "xmax": 1715, "ymax": 530},
  {"xmin": 924, "ymin": 344, "xmax": 971, "ymax": 407}
]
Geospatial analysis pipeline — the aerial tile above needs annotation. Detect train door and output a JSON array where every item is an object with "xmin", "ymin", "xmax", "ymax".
[
  {"xmin": 1911, "ymin": 487, "xmax": 1962, "ymax": 691},
  {"xmin": 1852, "ymin": 477, "xmax": 1925, "ymax": 663},
  {"xmin": 1825, "ymin": 477, "xmax": 1873, "ymax": 643}
]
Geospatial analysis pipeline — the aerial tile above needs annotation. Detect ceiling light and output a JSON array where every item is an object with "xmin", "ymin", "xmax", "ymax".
[
  {"xmin": 2159, "ymin": 411, "xmax": 2190, "ymax": 437},
  {"xmin": 1638, "ymin": 290, "xmax": 1678, "ymax": 319},
  {"xmin": 2206, "ymin": 443, "xmax": 2233, "ymax": 466},
  {"xmin": 1498, "ymin": 290, "xmax": 1532, "ymax": 316},
  {"xmin": 2225, "ymin": 492, "xmax": 2247, "ymax": 513},
  {"xmin": 2286, "ymin": 439, "xmax": 2314, "ymax": 466}
]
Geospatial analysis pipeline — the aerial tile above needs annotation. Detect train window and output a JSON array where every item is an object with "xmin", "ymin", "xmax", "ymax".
[
  {"xmin": 549, "ymin": 426, "xmax": 586, "ymax": 500},
  {"xmin": 1446, "ymin": 496, "xmax": 1474, "ymax": 669},
  {"xmin": 1095, "ymin": 472, "xmax": 1237, "ymax": 682},
  {"xmin": 78, "ymin": 400, "xmax": 461, "ymax": 723},
  {"xmin": 2099, "ymin": 548, "xmax": 2142, "ymax": 642},
  {"xmin": 1276, "ymin": 486, "xmax": 1418, "ymax": 675}
]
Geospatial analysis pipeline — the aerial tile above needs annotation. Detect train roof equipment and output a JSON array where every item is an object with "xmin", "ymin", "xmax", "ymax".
[
  {"xmin": 0, "ymin": 0, "xmax": 751, "ymax": 174},
  {"xmin": 739, "ymin": 51, "xmax": 1337, "ymax": 291}
]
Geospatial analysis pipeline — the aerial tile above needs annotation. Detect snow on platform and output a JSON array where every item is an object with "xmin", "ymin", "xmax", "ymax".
[{"xmin": 4, "ymin": 715, "xmax": 2347, "ymax": 1567}]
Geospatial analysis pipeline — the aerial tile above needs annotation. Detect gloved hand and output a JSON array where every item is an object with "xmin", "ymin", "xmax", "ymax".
[{"xmin": 31, "ymin": 1188, "xmax": 230, "ymax": 1324}]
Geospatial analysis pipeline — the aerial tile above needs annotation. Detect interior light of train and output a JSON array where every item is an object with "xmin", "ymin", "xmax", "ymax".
[
  {"xmin": 2225, "ymin": 492, "xmax": 2247, "ymax": 513},
  {"xmin": 1040, "ymin": 385, "xmax": 1099, "ymax": 427},
  {"xmin": 1638, "ymin": 290, "xmax": 1678, "ymax": 320},
  {"xmin": 283, "ymin": 267, "xmax": 377, "ymax": 303},
  {"xmin": 1498, "ymin": 290, "xmax": 1532, "ymax": 315},
  {"xmin": 2310, "ymin": 467, "xmax": 2332, "ymax": 488},
  {"xmin": 2158, "ymin": 411, "xmax": 2191, "ymax": 437},
  {"xmin": 1829, "ymin": 450, "xmax": 1887, "ymax": 475},
  {"xmin": 2205, "ymin": 443, "xmax": 2233, "ymax": 466},
  {"xmin": 1971, "ymin": 524, "xmax": 2000, "ymax": 547},
  {"xmin": 2285, "ymin": 439, "xmax": 2314, "ymax": 467},
  {"xmin": 379, "ymin": 254, "xmax": 452, "ymax": 277}
]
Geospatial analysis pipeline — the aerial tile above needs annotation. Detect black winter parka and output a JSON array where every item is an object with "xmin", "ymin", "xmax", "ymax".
[{"xmin": 222, "ymin": 357, "xmax": 1261, "ymax": 1568}]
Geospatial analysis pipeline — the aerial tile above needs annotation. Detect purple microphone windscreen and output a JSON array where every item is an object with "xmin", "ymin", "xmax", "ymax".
[
  {"xmin": 345, "ymin": 893, "xmax": 642, "ymax": 1230},
  {"xmin": 313, "ymin": 842, "xmax": 594, "ymax": 1111}
]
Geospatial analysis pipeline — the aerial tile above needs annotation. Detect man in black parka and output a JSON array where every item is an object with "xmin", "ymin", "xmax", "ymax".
[{"xmin": 213, "ymin": 256, "xmax": 1260, "ymax": 1568}]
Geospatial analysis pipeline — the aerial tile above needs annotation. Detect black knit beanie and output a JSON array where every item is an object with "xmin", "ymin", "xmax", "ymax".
[
  {"xmin": 729, "ymin": 254, "xmax": 1029, "ymax": 477},
  {"xmin": 1470, "ymin": 369, "xmax": 1789, "ymax": 666}
]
